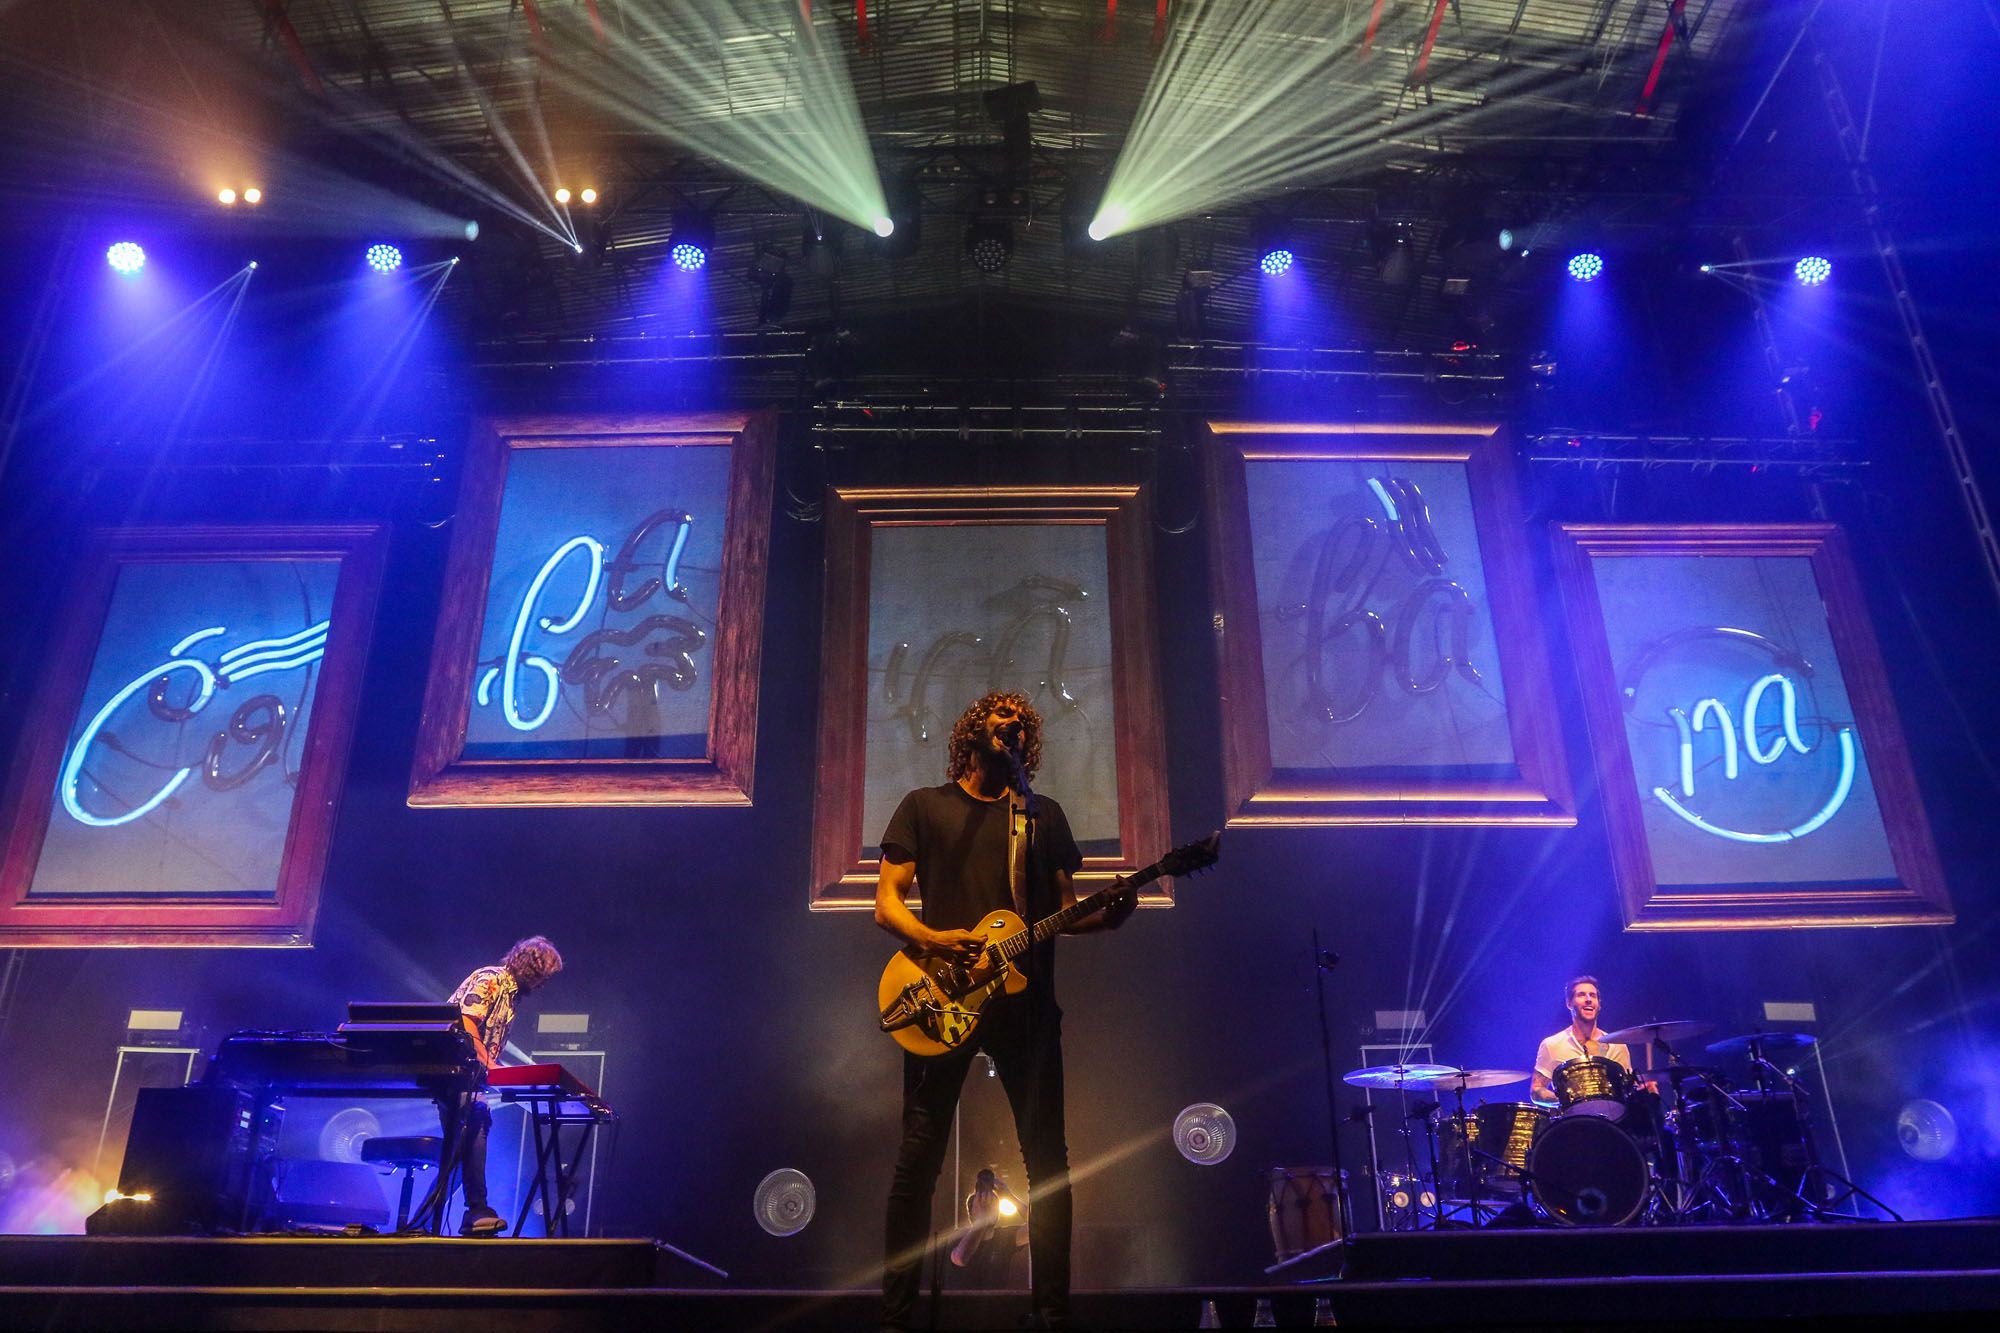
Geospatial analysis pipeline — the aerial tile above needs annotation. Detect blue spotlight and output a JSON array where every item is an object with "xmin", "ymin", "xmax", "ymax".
[
  {"xmin": 1794, "ymin": 255, "xmax": 1832, "ymax": 286},
  {"xmin": 1567, "ymin": 251, "xmax": 1604, "ymax": 283},
  {"xmin": 1251, "ymin": 214, "xmax": 1295, "ymax": 278},
  {"xmin": 669, "ymin": 209, "xmax": 716, "ymax": 273},
  {"xmin": 106, "ymin": 242, "xmax": 146, "ymax": 276},
  {"xmin": 365, "ymin": 243, "xmax": 403, "ymax": 274}
]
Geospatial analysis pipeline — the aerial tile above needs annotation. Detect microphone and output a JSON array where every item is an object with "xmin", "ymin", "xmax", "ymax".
[
  {"xmin": 998, "ymin": 721, "xmax": 1024, "ymax": 751},
  {"xmin": 1315, "ymin": 949, "xmax": 1341, "ymax": 971}
]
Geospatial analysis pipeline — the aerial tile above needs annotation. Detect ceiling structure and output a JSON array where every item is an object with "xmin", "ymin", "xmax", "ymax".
[{"xmin": 1, "ymin": 1, "xmax": 1845, "ymax": 364}]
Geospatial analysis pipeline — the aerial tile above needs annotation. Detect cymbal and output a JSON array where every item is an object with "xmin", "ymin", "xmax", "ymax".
[
  {"xmin": 1705, "ymin": 1030, "xmax": 1818, "ymax": 1058},
  {"xmin": 1436, "ymin": 1068, "xmax": 1533, "ymax": 1090},
  {"xmin": 1342, "ymin": 1063, "xmax": 1460, "ymax": 1090},
  {"xmin": 1601, "ymin": 1019, "xmax": 1716, "ymax": 1045}
]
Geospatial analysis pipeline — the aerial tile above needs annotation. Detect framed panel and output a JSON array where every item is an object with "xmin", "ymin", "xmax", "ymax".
[
  {"xmin": 810, "ymin": 487, "xmax": 1171, "ymax": 909},
  {"xmin": 409, "ymin": 411, "xmax": 776, "ymax": 806},
  {"xmin": 1204, "ymin": 421, "xmax": 1572, "ymax": 826},
  {"xmin": 0, "ymin": 525, "xmax": 386, "ymax": 946},
  {"xmin": 1553, "ymin": 523, "xmax": 1950, "ymax": 930}
]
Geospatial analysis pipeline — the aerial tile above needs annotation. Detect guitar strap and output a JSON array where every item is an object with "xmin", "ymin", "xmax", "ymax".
[{"xmin": 1007, "ymin": 792, "xmax": 1030, "ymax": 919}]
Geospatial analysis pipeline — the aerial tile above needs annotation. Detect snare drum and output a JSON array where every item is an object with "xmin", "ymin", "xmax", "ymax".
[
  {"xmin": 1266, "ymin": 1167, "xmax": 1343, "ymax": 1263},
  {"xmin": 1552, "ymin": 1055, "xmax": 1630, "ymax": 1120}
]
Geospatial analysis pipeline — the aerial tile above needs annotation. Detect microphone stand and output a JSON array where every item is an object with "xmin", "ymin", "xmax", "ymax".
[{"xmin": 1311, "ymin": 928, "xmax": 1355, "ymax": 1242}]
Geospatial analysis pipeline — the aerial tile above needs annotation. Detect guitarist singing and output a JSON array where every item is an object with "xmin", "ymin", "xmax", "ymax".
[{"xmin": 874, "ymin": 691, "xmax": 1135, "ymax": 1333}]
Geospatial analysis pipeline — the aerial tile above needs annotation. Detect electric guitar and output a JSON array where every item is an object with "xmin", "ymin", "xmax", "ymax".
[{"xmin": 876, "ymin": 833, "xmax": 1222, "ymax": 1057}]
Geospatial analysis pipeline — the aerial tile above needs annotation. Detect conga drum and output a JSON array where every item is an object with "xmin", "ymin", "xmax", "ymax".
[{"xmin": 1266, "ymin": 1167, "xmax": 1343, "ymax": 1262}]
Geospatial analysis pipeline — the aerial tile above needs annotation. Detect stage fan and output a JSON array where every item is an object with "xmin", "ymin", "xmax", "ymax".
[
  {"xmin": 1897, "ymin": 1099, "xmax": 1958, "ymax": 1161},
  {"xmin": 1173, "ymin": 1103, "xmax": 1236, "ymax": 1165},
  {"xmin": 753, "ymin": 1168, "xmax": 816, "ymax": 1237},
  {"xmin": 317, "ymin": 1107, "xmax": 382, "ymax": 1165}
]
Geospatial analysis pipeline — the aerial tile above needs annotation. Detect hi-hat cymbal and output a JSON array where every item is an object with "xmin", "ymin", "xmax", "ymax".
[
  {"xmin": 1706, "ymin": 1030, "xmax": 1818, "ymax": 1058},
  {"xmin": 1436, "ymin": 1068, "xmax": 1533, "ymax": 1090},
  {"xmin": 1601, "ymin": 1019, "xmax": 1716, "ymax": 1046},
  {"xmin": 1342, "ymin": 1063, "xmax": 1460, "ymax": 1090}
]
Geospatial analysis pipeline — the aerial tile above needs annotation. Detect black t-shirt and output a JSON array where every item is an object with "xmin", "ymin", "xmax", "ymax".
[{"xmin": 879, "ymin": 782, "xmax": 1084, "ymax": 934}]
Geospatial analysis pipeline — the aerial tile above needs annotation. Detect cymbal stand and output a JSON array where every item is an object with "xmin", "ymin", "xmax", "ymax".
[
  {"xmin": 1745, "ymin": 1049, "xmax": 1901, "ymax": 1222},
  {"xmin": 1434, "ymin": 1077, "xmax": 1491, "ymax": 1229}
]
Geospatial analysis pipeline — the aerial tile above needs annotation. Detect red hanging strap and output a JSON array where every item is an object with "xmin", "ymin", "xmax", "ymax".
[
  {"xmin": 1411, "ymin": 0, "xmax": 1449, "ymax": 83},
  {"xmin": 1635, "ymin": 0, "xmax": 1688, "ymax": 117}
]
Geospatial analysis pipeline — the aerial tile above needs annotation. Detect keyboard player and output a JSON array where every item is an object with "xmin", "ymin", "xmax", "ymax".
[{"xmin": 449, "ymin": 936, "xmax": 564, "ymax": 1235}]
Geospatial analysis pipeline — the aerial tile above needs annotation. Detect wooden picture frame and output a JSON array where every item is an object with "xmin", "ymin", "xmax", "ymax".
[
  {"xmin": 810, "ymin": 486, "xmax": 1172, "ymax": 909},
  {"xmin": 0, "ymin": 525, "xmax": 387, "ymax": 947},
  {"xmin": 1553, "ymin": 523, "xmax": 1951, "ymax": 930},
  {"xmin": 408, "ymin": 411, "xmax": 776, "ymax": 807},
  {"xmin": 1204, "ymin": 421, "xmax": 1573, "ymax": 826}
]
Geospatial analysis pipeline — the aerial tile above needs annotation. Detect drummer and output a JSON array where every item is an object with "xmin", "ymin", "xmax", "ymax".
[{"xmin": 1530, "ymin": 976, "xmax": 1631, "ymax": 1107}]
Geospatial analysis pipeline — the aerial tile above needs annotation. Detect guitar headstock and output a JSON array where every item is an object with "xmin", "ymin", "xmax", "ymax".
[{"xmin": 1154, "ymin": 831, "xmax": 1222, "ymax": 881}]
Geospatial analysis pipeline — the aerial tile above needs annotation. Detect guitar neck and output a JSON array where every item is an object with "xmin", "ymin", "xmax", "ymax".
[{"xmin": 994, "ymin": 870, "xmax": 1160, "ymax": 961}]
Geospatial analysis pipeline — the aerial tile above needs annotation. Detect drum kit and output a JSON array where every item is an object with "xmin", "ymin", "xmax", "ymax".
[{"xmin": 1340, "ymin": 1023, "xmax": 1843, "ymax": 1229}]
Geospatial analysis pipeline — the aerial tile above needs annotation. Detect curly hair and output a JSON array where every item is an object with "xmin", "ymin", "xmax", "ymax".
[
  {"xmin": 946, "ymin": 691, "xmax": 1044, "ymax": 782},
  {"xmin": 504, "ymin": 936, "xmax": 564, "ymax": 991}
]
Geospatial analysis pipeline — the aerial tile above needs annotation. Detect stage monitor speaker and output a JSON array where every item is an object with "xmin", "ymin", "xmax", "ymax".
[{"xmin": 86, "ymin": 1084, "xmax": 280, "ymax": 1235}]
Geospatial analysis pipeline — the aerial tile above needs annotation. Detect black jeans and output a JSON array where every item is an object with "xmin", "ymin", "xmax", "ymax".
[
  {"xmin": 883, "ymin": 991, "xmax": 1071, "ymax": 1328},
  {"xmin": 459, "ymin": 1097, "xmax": 494, "ymax": 1211}
]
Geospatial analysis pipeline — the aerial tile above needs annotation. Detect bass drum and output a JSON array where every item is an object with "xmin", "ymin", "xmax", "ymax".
[{"xmin": 1527, "ymin": 1114, "xmax": 1650, "ymax": 1226}]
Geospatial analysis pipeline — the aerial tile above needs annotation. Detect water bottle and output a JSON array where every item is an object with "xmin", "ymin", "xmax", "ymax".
[
  {"xmin": 1253, "ymin": 1296, "xmax": 1276, "ymax": 1327},
  {"xmin": 1198, "ymin": 1297, "xmax": 1221, "ymax": 1328}
]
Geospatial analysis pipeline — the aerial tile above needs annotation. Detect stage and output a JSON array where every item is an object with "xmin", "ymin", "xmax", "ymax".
[{"xmin": 2, "ymin": 1221, "xmax": 1997, "ymax": 1330}]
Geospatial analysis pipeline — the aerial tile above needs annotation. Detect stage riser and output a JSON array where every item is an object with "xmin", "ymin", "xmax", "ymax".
[
  {"xmin": 1333, "ymin": 1218, "xmax": 2000, "ymax": 1283},
  {"xmin": 0, "ymin": 1236, "xmax": 659, "ymax": 1290},
  {"xmin": 4, "ymin": 1278, "xmax": 2000, "ymax": 1331}
]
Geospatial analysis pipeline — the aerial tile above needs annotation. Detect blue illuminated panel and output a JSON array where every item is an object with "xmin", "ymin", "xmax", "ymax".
[
  {"xmin": 463, "ymin": 444, "xmax": 731, "ymax": 761},
  {"xmin": 32, "ymin": 559, "xmax": 341, "ymax": 898},
  {"xmin": 1244, "ymin": 459, "xmax": 1515, "ymax": 773},
  {"xmin": 859, "ymin": 524, "xmax": 1120, "ymax": 859},
  {"xmin": 1592, "ymin": 556, "xmax": 1895, "ymax": 888}
]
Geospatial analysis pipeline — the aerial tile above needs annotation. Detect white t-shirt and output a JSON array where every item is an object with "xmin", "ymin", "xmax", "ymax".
[{"xmin": 1533, "ymin": 1026, "xmax": 1632, "ymax": 1081}]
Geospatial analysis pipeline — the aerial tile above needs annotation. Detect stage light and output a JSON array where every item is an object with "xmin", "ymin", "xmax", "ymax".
[
  {"xmin": 365, "ymin": 243, "xmax": 403, "ymax": 273},
  {"xmin": 669, "ymin": 208, "xmax": 715, "ymax": 271},
  {"xmin": 1088, "ymin": 204, "xmax": 1128, "ymax": 242},
  {"xmin": 1567, "ymin": 251, "xmax": 1604, "ymax": 282},
  {"xmin": 464, "ymin": 220, "xmax": 481, "ymax": 242},
  {"xmin": 579, "ymin": 187, "xmax": 598, "ymax": 205},
  {"xmin": 106, "ymin": 242, "xmax": 145, "ymax": 275},
  {"xmin": 554, "ymin": 187, "xmax": 572, "ymax": 205},
  {"xmin": 243, "ymin": 188, "xmax": 261, "ymax": 205},
  {"xmin": 995, "ymin": 1193, "xmax": 1020, "ymax": 1218},
  {"xmin": 1699, "ymin": 263, "xmax": 1715, "ymax": 274},
  {"xmin": 1372, "ymin": 224, "xmax": 1414, "ymax": 287},
  {"xmin": 1498, "ymin": 227, "xmax": 1516, "ymax": 251},
  {"xmin": 1251, "ymin": 214, "xmax": 1294, "ymax": 276},
  {"xmin": 247, "ymin": 261, "xmax": 258, "ymax": 270},
  {"xmin": 875, "ymin": 177, "xmax": 923, "ymax": 259},
  {"xmin": 1794, "ymin": 255, "xmax": 1832, "ymax": 286},
  {"xmin": 217, "ymin": 188, "xmax": 237, "ymax": 206},
  {"xmin": 965, "ymin": 219, "xmax": 1013, "ymax": 275}
]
